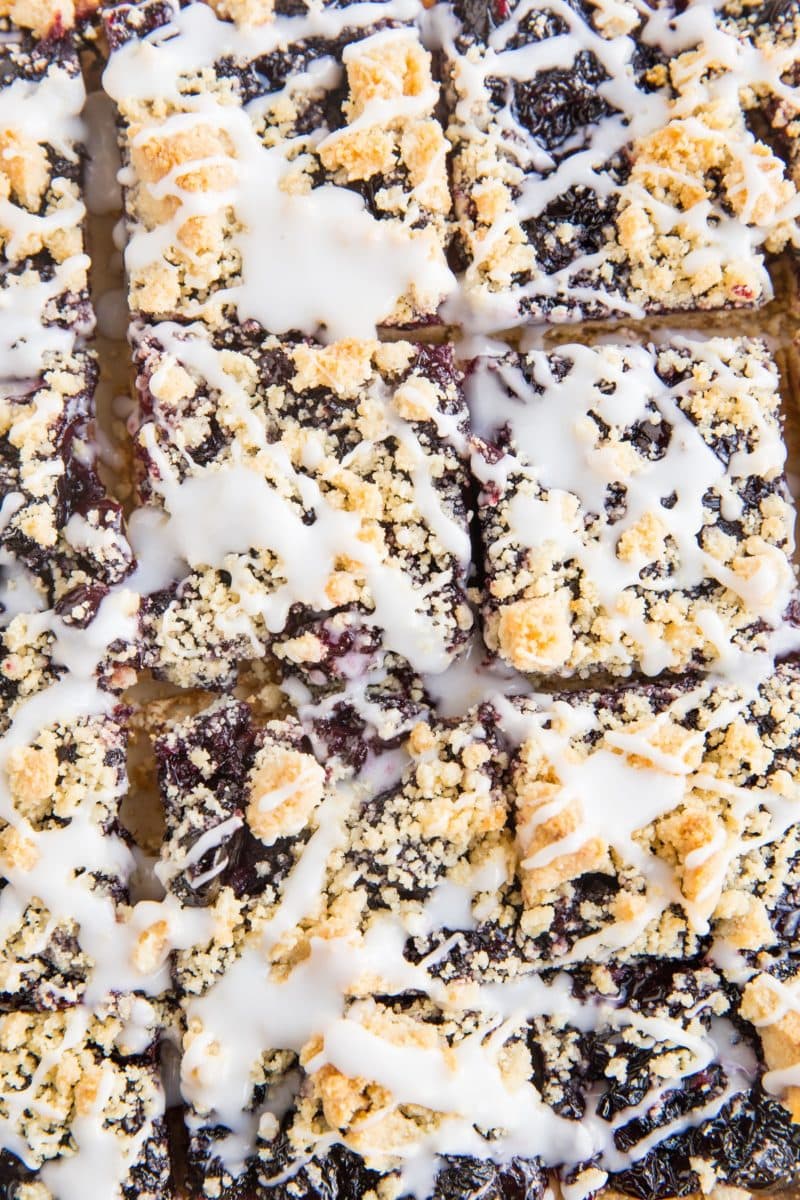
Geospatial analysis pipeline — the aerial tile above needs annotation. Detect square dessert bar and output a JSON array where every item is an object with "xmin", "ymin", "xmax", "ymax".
[
  {"xmin": 0, "ymin": 351, "xmax": 134, "ymax": 630},
  {"xmin": 441, "ymin": 0, "xmax": 800, "ymax": 327},
  {"xmin": 468, "ymin": 337, "xmax": 796, "ymax": 679},
  {"xmin": 499, "ymin": 662, "xmax": 800, "ymax": 972},
  {"xmin": 160, "ymin": 666, "xmax": 800, "ymax": 1199},
  {"xmin": 0, "ymin": 1000, "xmax": 172, "ymax": 1197},
  {"xmin": 0, "ymin": 29, "xmax": 93, "ymax": 375},
  {"xmin": 0, "ymin": 344, "xmax": 143, "ymax": 1008},
  {"xmin": 0, "ymin": 705, "xmax": 133, "ymax": 1008},
  {"xmin": 130, "ymin": 325, "xmax": 472, "ymax": 688},
  {"xmin": 102, "ymin": 0, "xmax": 454, "ymax": 339}
]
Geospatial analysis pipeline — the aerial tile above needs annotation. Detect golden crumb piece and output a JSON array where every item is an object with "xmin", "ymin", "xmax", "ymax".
[
  {"xmin": 150, "ymin": 361, "xmax": 197, "ymax": 407},
  {"xmin": 393, "ymin": 377, "xmax": 439, "ymax": 422},
  {"xmin": 515, "ymin": 767, "xmax": 607, "ymax": 899},
  {"xmin": 656, "ymin": 803, "xmax": 724, "ymax": 905},
  {"xmin": 246, "ymin": 744, "xmax": 325, "ymax": 845},
  {"xmin": 373, "ymin": 342, "xmax": 415, "ymax": 375},
  {"xmin": 206, "ymin": 0, "xmax": 274, "ymax": 23},
  {"xmin": 324, "ymin": 571, "xmax": 362, "ymax": 606},
  {"xmin": 616, "ymin": 511, "xmax": 667, "ymax": 563},
  {"xmin": 588, "ymin": 0, "xmax": 638, "ymax": 35},
  {"xmin": 291, "ymin": 341, "xmax": 377, "ymax": 398},
  {"xmin": 471, "ymin": 178, "xmax": 511, "ymax": 225},
  {"xmin": 407, "ymin": 721, "xmax": 436, "ymax": 757},
  {"xmin": 74, "ymin": 1064, "xmax": 103, "ymax": 1115},
  {"xmin": 0, "ymin": 130, "xmax": 49, "ymax": 211},
  {"xmin": 495, "ymin": 591, "xmax": 573, "ymax": 673},
  {"xmin": 130, "ymin": 124, "xmax": 235, "ymax": 188},
  {"xmin": 319, "ymin": 127, "xmax": 397, "ymax": 182},
  {"xmin": 0, "ymin": 0, "xmax": 78, "ymax": 34},
  {"xmin": 0, "ymin": 824, "xmax": 38, "ymax": 871},
  {"xmin": 616, "ymin": 720, "xmax": 704, "ymax": 774},
  {"xmin": 7, "ymin": 745, "xmax": 58, "ymax": 807},
  {"xmin": 311, "ymin": 1063, "xmax": 394, "ymax": 1131},
  {"xmin": 714, "ymin": 889, "xmax": 774, "ymax": 951},
  {"xmin": 18, "ymin": 503, "xmax": 57, "ymax": 549},
  {"xmin": 345, "ymin": 34, "xmax": 432, "ymax": 122},
  {"xmin": 278, "ymin": 631, "xmax": 325, "ymax": 665},
  {"xmin": 133, "ymin": 919, "xmax": 171, "ymax": 974},
  {"xmin": 301, "ymin": 1004, "xmax": 439, "ymax": 1143},
  {"xmin": 400, "ymin": 121, "xmax": 450, "ymax": 212}
]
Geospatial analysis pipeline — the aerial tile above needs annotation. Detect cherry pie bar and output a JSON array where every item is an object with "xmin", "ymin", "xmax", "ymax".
[
  {"xmin": 129, "ymin": 325, "xmax": 472, "ymax": 689},
  {"xmin": 440, "ymin": 0, "xmax": 800, "ymax": 328},
  {"xmin": 102, "ymin": 0, "xmax": 454, "ymax": 339},
  {"xmin": 468, "ymin": 336, "xmax": 796, "ymax": 679},
  {"xmin": 0, "ymin": 351, "xmax": 134, "ymax": 628},
  {"xmin": 0, "ymin": 29, "xmax": 93, "ymax": 376}
]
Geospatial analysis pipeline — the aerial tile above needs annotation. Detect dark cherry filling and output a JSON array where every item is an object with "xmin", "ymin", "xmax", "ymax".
[
  {"xmin": 610, "ymin": 1089, "xmax": 800, "ymax": 1198},
  {"xmin": 157, "ymin": 700, "xmax": 323, "ymax": 907},
  {"xmin": 421, "ymin": 1156, "xmax": 547, "ymax": 1200},
  {"xmin": 491, "ymin": 53, "xmax": 615, "ymax": 154},
  {"xmin": 522, "ymin": 186, "xmax": 620, "ymax": 276},
  {"xmin": 189, "ymin": 1134, "xmax": 546, "ymax": 1200},
  {"xmin": 0, "ymin": 1150, "xmax": 37, "ymax": 1198},
  {"xmin": 157, "ymin": 700, "xmax": 260, "ymax": 904},
  {"xmin": 300, "ymin": 683, "xmax": 422, "ymax": 773}
]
